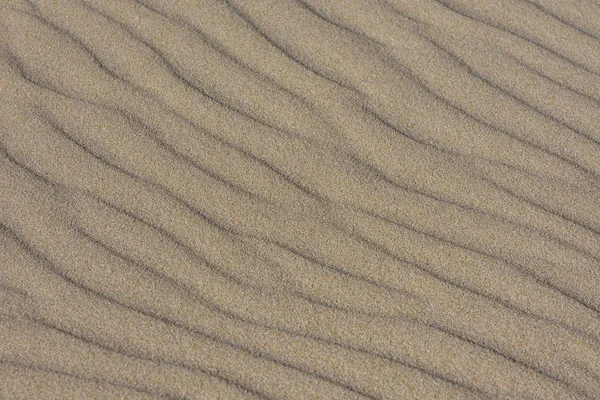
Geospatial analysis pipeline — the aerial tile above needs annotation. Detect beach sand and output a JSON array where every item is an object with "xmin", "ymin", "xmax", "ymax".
[{"xmin": 1, "ymin": 0, "xmax": 600, "ymax": 398}]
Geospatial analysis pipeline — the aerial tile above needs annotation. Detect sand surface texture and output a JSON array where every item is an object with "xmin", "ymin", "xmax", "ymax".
[{"xmin": 1, "ymin": 0, "xmax": 600, "ymax": 398}]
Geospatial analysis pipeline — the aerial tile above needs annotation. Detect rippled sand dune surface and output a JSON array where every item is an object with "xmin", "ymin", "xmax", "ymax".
[{"xmin": 1, "ymin": 0, "xmax": 600, "ymax": 398}]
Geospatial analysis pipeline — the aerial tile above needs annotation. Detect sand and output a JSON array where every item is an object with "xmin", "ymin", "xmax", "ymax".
[{"xmin": 1, "ymin": 0, "xmax": 600, "ymax": 398}]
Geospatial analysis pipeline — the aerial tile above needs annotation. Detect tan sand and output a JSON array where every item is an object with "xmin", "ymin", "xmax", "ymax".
[{"xmin": 1, "ymin": 0, "xmax": 600, "ymax": 398}]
